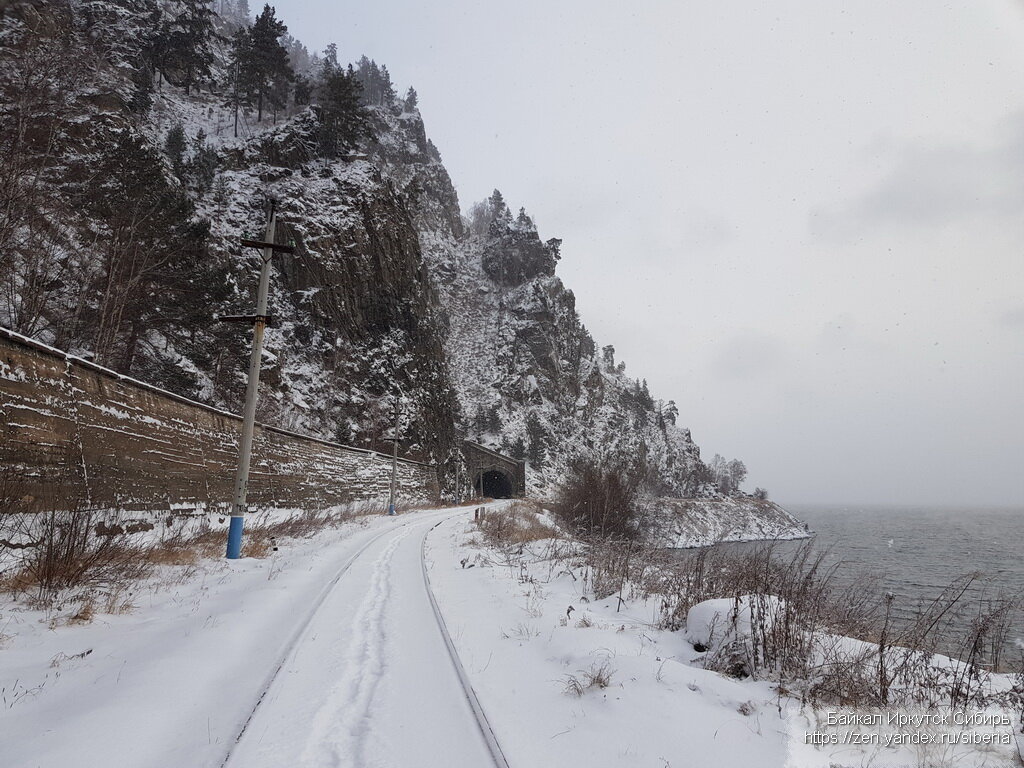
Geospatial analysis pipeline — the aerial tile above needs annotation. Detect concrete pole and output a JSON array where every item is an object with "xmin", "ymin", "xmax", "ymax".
[
  {"xmin": 226, "ymin": 204, "xmax": 276, "ymax": 558},
  {"xmin": 388, "ymin": 403, "xmax": 400, "ymax": 515}
]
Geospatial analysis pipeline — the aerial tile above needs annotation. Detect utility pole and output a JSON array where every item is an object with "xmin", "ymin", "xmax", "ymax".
[
  {"xmin": 388, "ymin": 403, "xmax": 401, "ymax": 516},
  {"xmin": 454, "ymin": 458, "xmax": 460, "ymax": 505},
  {"xmin": 223, "ymin": 201, "xmax": 294, "ymax": 559},
  {"xmin": 232, "ymin": 59, "xmax": 240, "ymax": 139}
]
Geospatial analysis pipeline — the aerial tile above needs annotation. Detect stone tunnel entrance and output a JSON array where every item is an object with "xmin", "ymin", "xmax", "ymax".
[
  {"xmin": 462, "ymin": 440, "xmax": 526, "ymax": 499},
  {"xmin": 475, "ymin": 469, "xmax": 514, "ymax": 499}
]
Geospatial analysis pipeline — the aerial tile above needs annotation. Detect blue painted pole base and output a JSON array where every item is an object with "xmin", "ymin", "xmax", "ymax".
[
  {"xmin": 226, "ymin": 516, "xmax": 245, "ymax": 559},
  {"xmin": 388, "ymin": 503, "xmax": 396, "ymax": 516}
]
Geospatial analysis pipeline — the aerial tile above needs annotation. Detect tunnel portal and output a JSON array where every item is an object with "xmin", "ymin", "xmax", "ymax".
[
  {"xmin": 476, "ymin": 469, "xmax": 514, "ymax": 499},
  {"xmin": 462, "ymin": 440, "xmax": 526, "ymax": 499}
]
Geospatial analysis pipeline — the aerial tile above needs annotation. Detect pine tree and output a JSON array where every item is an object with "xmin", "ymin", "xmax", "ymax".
[
  {"xmin": 281, "ymin": 33, "xmax": 311, "ymax": 74},
  {"xmin": 638, "ymin": 378, "xmax": 654, "ymax": 410},
  {"xmin": 74, "ymin": 129, "xmax": 214, "ymax": 374},
  {"xmin": 224, "ymin": 26, "xmax": 255, "ymax": 136},
  {"xmin": 403, "ymin": 86, "xmax": 418, "ymax": 111},
  {"xmin": 379, "ymin": 64, "xmax": 394, "ymax": 104},
  {"xmin": 525, "ymin": 412, "xmax": 547, "ymax": 467},
  {"xmin": 662, "ymin": 400, "xmax": 678, "ymax": 426},
  {"xmin": 515, "ymin": 207, "xmax": 534, "ymax": 231},
  {"xmin": 353, "ymin": 56, "xmax": 396, "ymax": 105},
  {"xmin": 164, "ymin": 122, "xmax": 187, "ymax": 176},
  {"xmin": 487, "ymin": 189, "xmax": 512, "ymax": 236},
  {"xmin": 293, "ymin": 72, "xmax": 312, "ymax": 105},
  {"xmin": 246, "ymin": 4, "xmax": 293, "ymax": 122},
  {"xmin": 186, "ymin": 129, "xmax": 218, "ymax": 193},
  {"xmin": 508, "ymin": 437, "xmax": 526, "ymax": 461},
  {"xmin": 315, "ymin": 58, "xmax": 370, "ymax": 157},
  {"xmin": 232, "ymin": 0, "xmax": 251, "ymax": 24},
  {"xmin": 321, "ymin": 42, "xmax": 338, "ymax": 69},
  {"xmin": 159, "ymin": 0, "xmax": 219, "ymax": 95},
  {"xmin": 485, "ymin": 406, "xmax": 501, "ymax": 433}
]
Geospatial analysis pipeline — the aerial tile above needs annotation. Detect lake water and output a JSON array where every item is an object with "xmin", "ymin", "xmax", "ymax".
[{"xmin": 730, "ymin": 504, "xmax": 1024, "ymax": 659}]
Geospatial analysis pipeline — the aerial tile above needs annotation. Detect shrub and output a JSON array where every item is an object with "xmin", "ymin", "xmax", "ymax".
[
  {"xmin": 1, "ymin": 506, "xmax": 150, "ymax": 601},
  {"xmin": 646, "ymin": 541, "xmax": 1023, "ymax": 710},
  {"xmin": 554, "ymin": 459, "xmax": 642, "ymax": 539},
  {"xmin": 478, "ymin": 501, "xmax": 555, "ymax": 546}
]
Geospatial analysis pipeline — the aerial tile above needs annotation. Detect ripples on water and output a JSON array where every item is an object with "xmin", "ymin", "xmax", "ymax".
[{"xmin": 717, "ymin": 504, "xmax": 1024, "ymax": 660}]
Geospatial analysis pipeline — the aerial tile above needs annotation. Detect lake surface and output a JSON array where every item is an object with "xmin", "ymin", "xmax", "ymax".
[{"xmin": 729, "ymin": 504, "xmax": 1024, "ymax": 659}]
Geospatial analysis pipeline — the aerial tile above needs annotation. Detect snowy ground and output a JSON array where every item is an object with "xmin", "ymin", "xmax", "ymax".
[
  {"xmin": 1, "ymin": 507, "xmax": 491, "ymax": 768},
  {"xmin": 428, "ymin": 513, "xmax": 1021, "ymax": 768},
  {"xmin": 428, "ymin": 521, "xmax": 790, "ymax": 766},
  {"xmin": 1, "ymin": 504, "xmax": 1020, "ymax": 768}
]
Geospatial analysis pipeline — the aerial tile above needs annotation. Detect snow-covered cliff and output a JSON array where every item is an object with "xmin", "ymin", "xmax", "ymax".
[{"xmin": 0, "ymin": 2, "xmax": 806, "ymax": 541}]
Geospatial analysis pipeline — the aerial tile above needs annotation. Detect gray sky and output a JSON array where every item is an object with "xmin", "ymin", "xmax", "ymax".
[{"xmin": 272, "ymin": 0, "xmax": 1024, "ymax": 507}]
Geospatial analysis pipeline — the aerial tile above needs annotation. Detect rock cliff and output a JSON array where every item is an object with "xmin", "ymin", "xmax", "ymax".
[{"xmin": 0, "ymin": 3, "xmax": 807, "ymax": 541}]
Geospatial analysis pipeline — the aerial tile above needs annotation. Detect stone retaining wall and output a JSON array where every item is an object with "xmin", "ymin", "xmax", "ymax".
[{"xmin": 0, "ymin": 327, "xmax": 438, "ymax": 515}]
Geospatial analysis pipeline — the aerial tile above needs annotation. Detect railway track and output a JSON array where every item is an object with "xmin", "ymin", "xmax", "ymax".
[{"xmin": 219, "ymin": 504, "xmax": 510, "ymax": 768}]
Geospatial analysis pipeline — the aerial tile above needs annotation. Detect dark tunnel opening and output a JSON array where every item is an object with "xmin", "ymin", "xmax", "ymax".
[{"xmin": 476, "ymin": 469, "xmax": 514, "ymax": 499}]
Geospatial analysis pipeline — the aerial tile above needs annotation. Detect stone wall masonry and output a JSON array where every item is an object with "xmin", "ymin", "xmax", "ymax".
[{"xmin": 0, "ymin": 327, "xmax": 439, "ymax": 516}]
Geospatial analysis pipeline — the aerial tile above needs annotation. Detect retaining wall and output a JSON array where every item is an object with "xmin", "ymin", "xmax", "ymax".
[{"xmin": 0, "ymin": 327, "xmax": 438, "ymax": 515}]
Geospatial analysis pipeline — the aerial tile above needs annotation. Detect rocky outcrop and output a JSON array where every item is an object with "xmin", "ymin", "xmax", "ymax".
[
  {"xmin": 646, "ymin": 498, "xmax": 810, "ymax": 548},
  {"xmin": 191, "ymin": 114, "xmax": 462, "ymax": 472}
]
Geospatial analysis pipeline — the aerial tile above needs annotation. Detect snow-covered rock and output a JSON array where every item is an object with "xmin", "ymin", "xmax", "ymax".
[
  {"xmin": 686, "ymin": 595, "xmax": 786, "ymax": 653},
  {"xmin": 648, "ymin": 497, "xmax": 810, "ymax": 547}
]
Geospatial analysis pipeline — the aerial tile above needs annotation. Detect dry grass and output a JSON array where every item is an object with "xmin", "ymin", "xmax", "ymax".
[
  {"xmin": 141, "ymin": 503, "xmax": 374, "ymax": 565},
  {"xmin": 470, "ymin": 506, "xmax": 1024, "ymax": 713},
  {"xmin": 145, "ymin": 536, "xmax": 202, "ymax": 566},
  {"xmin": 0, "ymin": 499, "xmax": 393, "ymax": 618},
  {"xmin": 635, "ymin": 540, "xmax": 1024, "ymax": 710},
  {"xmin": 0, "ymin": 508, "xmax": 153, "ymax": 603},
  {"xmin": 68, "ymin": 598, "xmax": 95, "ymax": 624},
  {"xmin": 562, "ymin": 660, "xmax": 616, "ymax": 697},
  {"xmin": 478, "ymin": 501, "xmax": 557, "ymax": 546}
]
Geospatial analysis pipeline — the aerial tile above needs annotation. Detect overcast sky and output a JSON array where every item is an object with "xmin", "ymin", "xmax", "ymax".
[{"xmin": 271, "ymin": 0, "xmax": 1024, "ymax": 507}]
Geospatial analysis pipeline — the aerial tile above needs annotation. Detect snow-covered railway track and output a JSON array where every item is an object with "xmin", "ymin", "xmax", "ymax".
[
  {"xmin": 420, "ymin": 515, "xmax": 512, "ymax": 768},
  {"xmin": 218, "ymin": 514, "xmax": 426, "ymax": 768},
  {"xmin": 220, "ymin": 506, "xmax": 505, "ymax": 768}
]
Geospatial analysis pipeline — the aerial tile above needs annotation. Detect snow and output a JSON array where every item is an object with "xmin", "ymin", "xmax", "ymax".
[
  {"xmin": 0, "ymin": 508, "xmax": 473, "ymax": 768},
  {"xmin": 223, "ymin": 517, "xmax": 495, "ymax": 768},
  {"xmin": 649, "ymin": 497, "xmax": 810, "ymax": 548},
  {"xmin": 426, "ymin": 514, "xmax": 791, "ymax": 767},
  {"xmin": 685, "ymin": 595, "xmax": 785, "ymax": 652},
  {"xmin": 425, "ymin": 512, "xmax": 1021, "ymax": 767},
  {"xmin": 2, "ymin": 504, "xmax": 1017, "ymax": 768}
]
